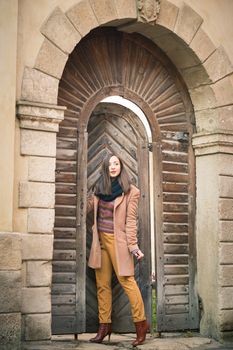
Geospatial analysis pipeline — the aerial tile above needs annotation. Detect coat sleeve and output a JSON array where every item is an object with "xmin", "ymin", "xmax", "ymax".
[{"xmin": 125, "ymin": 187, "xmax": 140, "ymax": 252}]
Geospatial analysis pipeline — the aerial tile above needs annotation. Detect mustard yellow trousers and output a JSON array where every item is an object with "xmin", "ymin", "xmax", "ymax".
[{"xmin": 95, "ymin": 231, "xmax": 146, "ymax": 323}]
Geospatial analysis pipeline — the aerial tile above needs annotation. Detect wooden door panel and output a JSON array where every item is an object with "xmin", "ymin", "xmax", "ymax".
[
  {"xmin": 53, "ymin": 28, "xmax": 198, "ymax": 334},
  {"xmin": 86, "ymin": 110, "xmax": 150, "ymax": 333}
]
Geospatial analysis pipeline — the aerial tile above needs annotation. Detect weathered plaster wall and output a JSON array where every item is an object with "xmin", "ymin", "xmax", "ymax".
[{"xmin": 0, "ymin": 0, "xmax": 18, "ymax": 231}]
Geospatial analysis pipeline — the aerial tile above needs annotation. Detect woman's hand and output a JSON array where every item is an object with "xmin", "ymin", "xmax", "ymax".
[{"xmin": 134, "ymin": 249, "xmax": 144, "ymax": 260}]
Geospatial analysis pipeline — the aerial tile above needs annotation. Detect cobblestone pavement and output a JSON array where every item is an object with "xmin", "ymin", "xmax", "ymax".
[{"xmin": 22, "ymin": 333, "xmax": 233, "ymax": 350}]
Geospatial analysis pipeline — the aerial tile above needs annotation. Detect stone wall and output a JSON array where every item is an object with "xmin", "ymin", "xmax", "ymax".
[
  {"xmin": 17, "ymin": 102, "xmax": 65, "ymax": 341},
  {"xmin": 0, "ymin": 234, "xmax": 21, "ymax": 350}
]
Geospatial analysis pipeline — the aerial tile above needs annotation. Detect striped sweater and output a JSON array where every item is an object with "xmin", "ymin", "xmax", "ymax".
[{"xmin": 97, "ymin": 199, "xmax": 114, "ymax": 233}]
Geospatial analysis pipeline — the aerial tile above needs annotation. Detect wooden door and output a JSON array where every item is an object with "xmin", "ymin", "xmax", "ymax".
[
  {"xmin": 53, "ymin": 27, "xmax": 199, "ymax": 334},
  {"xmin": 86, "ymin": 103, "xmax": 151, "ymax": 332}
]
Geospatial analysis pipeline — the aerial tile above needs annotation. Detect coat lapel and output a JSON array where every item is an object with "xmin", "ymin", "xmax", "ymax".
[{"xmin": 114, "ymin": 193, "xmax": 124, "ymax": 210}]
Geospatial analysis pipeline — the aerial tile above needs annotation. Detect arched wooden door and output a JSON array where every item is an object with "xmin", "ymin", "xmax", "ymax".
[
  {"xmin": 86, "ymin": 102, "xmax": 151, "ymax": 332},
  {"xmin": 52, "ymin": 27, "xmax": 199, "ymax": 335}
]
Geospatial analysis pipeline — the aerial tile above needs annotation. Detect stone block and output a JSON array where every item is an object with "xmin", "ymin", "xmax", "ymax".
[
  {"xmin": 219, "ymin": 266, "xmax": 233, "ymax": 287},
  {"xmin": 157, "ymin": 0, "xmax": 179, "ymax": 31},
  {"xmin": 28, "ymin": 208, "xmax": 55, "ymax": 234},
  {"xmin": 190, "ymin": 28, "xmax": 216, "ymax": 63},
  {"xmin": 204, "ymin": 46, "xmax": 233, "ymax": 83},
  {"xmin": 219, "ymin": 176, "xmax": 233, "ymax": 198},
  {"xmin": 21, "ymin": 287, "xmax": 51, "ymax": 313},
  {"xmin": 219, "ymin": 310, "xmax": 233, "ymax": 331},
  {"xmin": 41, "ymin": 6, "xmax": 81, "ymax": 54},
  {"xmin": 195, "ymin": 108, "xmax": 219, "ymax": 132},
  {"xmin": 0, "ymin": 233, "xmax": 21, "ymax": 270},
  {"xmin": 21, "ymin": 67, "xmax": 59, "ymax": 104},
  {"xmin": 219, "ymin": 221, "xmax": 233, "ymax": 242},
  {"xmin": 28, "ymin": 156, "xmax": 55, "ymax": 182},
  {"xmin": 26, "ymin": 261, "xmax": 52, "ymax": 287},
  {"xmin": 218, "ymin": 105, "xmax": 233, "ymax": 131},
  {"xmin": 24, "ymin": 313, "xmax": 51, "ymax": 340},
  {"xmin": 35, "ymin": 39, "xmax": 68, "ymax": 79},
  {"xmin": 219, "ymin": 199, "xmax": 233, "ymax": 220},
  {"xmin": 212, "ymin": 75, "xmax": 233, "ymax": 107},
  {"xmin": 89, "ymin": 0, "xmax": 117, "ymax": 25},
  {"xmin": 219, "ymin": 286, "xmax": 233, "ymax": 309},
  {"xmin": 174, "ymin": 3, "xmax": 203, "ymax": 45},
  {"xmin": 114, "ymin": 0, "xmax": 137, "ymax": 21},
  {"xmin": 22, "ymin": 233, "xmax": 53, "ymax": 260},
  {"xmin": 0, "ymin": 271, "xmax": 21, "ymax": 312},
  {"xmin": 219, "ymin": 243, "xmax": 233, "ymax": 264},
  {"xmin": 169, "ymin": 46, "xmax": 200, "ymax": 69},
  {"xmin": 181, "ymin": 65, "xmax": 211, "ymax": 89},
  {"xmin": 0, "ymin": 313, "xmax": 21, "ymax": 349},
  {"xmin": 189, "ymin": 85, "xmax": 216, "ymax": 111},
  {"xmin": 66, "ymin": 0, "xmax": 98, "ymax": 37},
  {"xmin": 19, "ymin": 182, "xmax": 55, "ymax": 208},
  {"xmin": 21, "ymin": 129, "xmax": 56, "ymax": 157}
]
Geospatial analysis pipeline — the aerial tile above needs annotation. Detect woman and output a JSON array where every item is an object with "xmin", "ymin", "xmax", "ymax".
[{"xmin": 87, "ymin": 153, "xmax": 149, "ymax": 347}]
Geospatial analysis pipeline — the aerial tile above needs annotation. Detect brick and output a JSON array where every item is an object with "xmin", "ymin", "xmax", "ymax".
[
  {"xmin": 219, "ymin": 266, "xmax": 233, "ymax": 287},
  {"xmin": 89, "ymin": 0, "xmax": 117, "ymax": 25},
  {"xmin": 24, "ymin": 313, "xmax": 51, "ymax": 340},
  {"xmin": 22, "ymin": 233, "xmax": 53, "ymax": 260},
  {"xmin": 28, "ymin": 208, "xmax": 55, "ymax": 234},
  {"xmin": 174, "ymin": 3, "xmax": 203, "ymax": 45},
  {"xmin": 204, "ymin": 46, "xmax": 233, "ymax": 83},
  {"xmin": 21, "ymin": 67, "xmax": 59, "ymax": 105},
  {"xmin": 0, "ymin": 271, "xmax": 21, "ymax": 312},
  {"xmin": 22, "ymin": 287, "xmax": 51, "ymax": 313},
  {"xmin": 26, "ymin": 261, "xmax": 52, "ymax": 287},
  {"xmin": 219, "ymin": 287, "xmax": 233, "ymax": 309},
  {"xmin": 19, "ymin": 182, "xmax": 55, "ymax": 208},
  {"xmin": 35, "ymin": 39, "xmax": 68, "ymax": 79},
  {"xmin": 28, "ymin": 156, "xmax": 55, "ymax": 182},
  {"xmin": 0, "ymin": 233, "xmax": 21, "ymax": 270},
  {"xmin": 21, "ymin": 129, "xmax": 56, "ymax": 157},
  {"xmin": 157, "ymin": 0, "xmax": 179, "ymax": 31},
  {"xmin": 219, "ymin": 243, "xmax": 233, "ymax": 264},
  {"xmin": 66, "ymin": 0, "xmax": 98, "ymax": 37},
  {"xmin": 0, "ymin": 313, "xmax": 21, "ymax": 349},
  {"xmin": 41, "ymin": 6, "xmax": 81, "ymax": 54}
]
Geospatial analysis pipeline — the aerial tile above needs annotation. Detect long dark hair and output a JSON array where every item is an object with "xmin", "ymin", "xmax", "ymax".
[{"xmin": 94, "ymin": 153, "xmax": 131, "ymax": 195}]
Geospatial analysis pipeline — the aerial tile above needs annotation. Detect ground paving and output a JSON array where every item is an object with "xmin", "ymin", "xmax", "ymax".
[{"xmin": 22, "ymin": 333, "xmax": 233, "ymax": 350}]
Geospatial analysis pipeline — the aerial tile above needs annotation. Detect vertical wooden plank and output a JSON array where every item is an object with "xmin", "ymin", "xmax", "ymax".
[
  {"xmin": 137, "ymin": 140, "xmax": 152, "ymax": 325},
  {"xmin": 75, "ymin": 130, "xmax": 88, "ymax": 333},
  {"xmin": 152, "ymin": 140, "xmax": 165, "ymax": 332}
]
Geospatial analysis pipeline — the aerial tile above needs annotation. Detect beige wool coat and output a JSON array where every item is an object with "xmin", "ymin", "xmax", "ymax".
[{"xmin": 87, "ymin": 184, "xmax": 140, "ymax": 276}]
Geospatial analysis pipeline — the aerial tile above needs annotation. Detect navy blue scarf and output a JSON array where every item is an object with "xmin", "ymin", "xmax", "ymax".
[{"xmin": 97, "ymin": 178, "xmax": 123, "ymax": 202}]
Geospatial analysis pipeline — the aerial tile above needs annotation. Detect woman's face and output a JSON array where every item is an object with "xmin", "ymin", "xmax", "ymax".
[{"xmin": 109, "ymin": 156, "xmax": 121, "ymax": 178}]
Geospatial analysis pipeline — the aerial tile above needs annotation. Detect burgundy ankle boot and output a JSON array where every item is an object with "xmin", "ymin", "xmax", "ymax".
[
  {"xmin": 89, "ymin": 323, "xmax": 112, "ymax": 343},
  {"xmin": 132, "ymin": 320, "xmax": 150, "ymax": 347}
]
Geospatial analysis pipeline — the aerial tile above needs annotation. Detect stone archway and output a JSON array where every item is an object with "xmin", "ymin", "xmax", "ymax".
[{"xmin": 17, "ymin": 0, "xmax": 233, "ymax": 342}]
